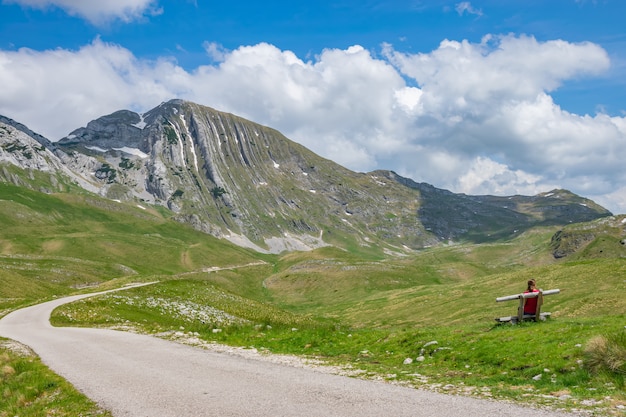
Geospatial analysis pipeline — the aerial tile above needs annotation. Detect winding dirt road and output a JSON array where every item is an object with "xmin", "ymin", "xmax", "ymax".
[{"xmin": 0, "ymin": 285, "xmax": 578, "ymax": 417}]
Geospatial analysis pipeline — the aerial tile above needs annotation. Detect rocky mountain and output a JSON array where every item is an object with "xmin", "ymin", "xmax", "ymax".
[
  {"xmin": 382, "ymin": 172, "xmax": 611, "ymax": 243},
  {"xmin": 0, "ymin": 116, "xmax": 99, "ymax": 194},
  {"xmin": 0, "ymin": 100, "xmax": 612, "ymax": 254}
]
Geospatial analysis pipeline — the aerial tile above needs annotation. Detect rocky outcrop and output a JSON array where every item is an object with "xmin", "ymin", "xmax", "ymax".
[
  {"xmin": 550, "ymin": 215, "xmax": 626, "ymax": 258},
  {"xmin": 58, "ymin": 110, "xmax": 145, "ymax": 150},
  {"xmin": 0, "ymin": 119, "xmax": 100, "ymax": 194},
  {"xmin": 550, "ymin": 230, "xmax": 596, "ymax": 258}
]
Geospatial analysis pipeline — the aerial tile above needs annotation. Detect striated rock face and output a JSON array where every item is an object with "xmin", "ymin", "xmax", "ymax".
[
  {"xmin": 49, "ymin": 100, "xmax": 439, "ymax": 253},
  {"xmin": 0, "ymin": 100, "xmax": 613, "ymax": 254}
]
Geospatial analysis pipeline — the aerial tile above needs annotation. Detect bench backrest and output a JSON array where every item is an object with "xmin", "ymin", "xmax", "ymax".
[{"xmin": 496, "ymin": 289, "xmax": 560, "ymax": 302}]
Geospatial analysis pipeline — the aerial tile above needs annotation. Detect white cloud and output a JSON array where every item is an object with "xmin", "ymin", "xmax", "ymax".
[
  {"xmin": 456, "ymin": 157, "xmax": 547, "ymax": 196},
  {"xmin": 3, "ymin": 0, "xmax": 161, "ymax": 24},
  {"xmin": 185, "ymin": 43, "xmax": 414, "ymax": 162},
  {"xmin": 455, "ymin": 2, "xmax": 483, "ymax": 17},
  {"xmin": 380, "ymin": 35, "xmax": 625, "ymax": 213},
  {"xmin": 0, "ymin": 36, "xmax": 625, "ymax": 214},
  {"xmin": 202, "ymin": 42, "xmax": 228, "ymax": 63},
  {"xmin": 383, "ymin": 35, "xmax": 610, "ymax": 110},
  {"xmin": 0, "ymin": 39, "xmax": 182, "ymax": 136}
]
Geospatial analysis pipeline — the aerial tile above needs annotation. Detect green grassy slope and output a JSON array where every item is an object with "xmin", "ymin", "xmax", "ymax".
[
  {"xmin": 1, "ymin": 180, "xmax": 625, "ymax": 415},
  {"xmin": 258, "ymin": 223, "xmax": 625, "ymax": 328},
  {"xmin": 0, "ymin": 182, "xmax": 269, "ymax": 313}
]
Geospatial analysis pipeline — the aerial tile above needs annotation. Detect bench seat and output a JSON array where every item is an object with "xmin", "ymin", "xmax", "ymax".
[{"xmin": 496, "ymin": 312, "xmax": 551, "ymax": 323}]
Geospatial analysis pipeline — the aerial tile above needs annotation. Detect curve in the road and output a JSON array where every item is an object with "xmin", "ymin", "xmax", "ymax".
[{"xmin": 0, "ymin": 284, "xmax": 578, "ymax": 417}]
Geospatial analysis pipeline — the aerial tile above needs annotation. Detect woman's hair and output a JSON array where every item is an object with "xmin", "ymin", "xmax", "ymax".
[{"xmin": 527, "ymin": 279, "xmax": 536, "ymax": 292}]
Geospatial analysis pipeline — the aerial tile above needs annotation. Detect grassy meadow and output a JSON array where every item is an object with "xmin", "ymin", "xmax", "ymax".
[
  {"xmin": 1, "ymin": 181, "xmax": 625, "ymax": 416},
  {"xmin": 0, "ymin": 341, "xmax": 113, "ymax": 417}
]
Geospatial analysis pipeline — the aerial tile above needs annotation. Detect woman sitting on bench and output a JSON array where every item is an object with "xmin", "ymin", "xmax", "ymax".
[{"xmin": 522, "ymin": 279, "xmax": 540, "ymax": 316}]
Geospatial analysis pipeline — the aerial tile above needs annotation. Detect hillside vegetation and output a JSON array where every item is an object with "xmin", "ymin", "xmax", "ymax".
[
  {"xmin": 0, "ymin": 182, "xmax": 267, "ymax": 314},
  {"xmin": 1, "ymin": 181, "xmax": 625, "ymax": 416}
]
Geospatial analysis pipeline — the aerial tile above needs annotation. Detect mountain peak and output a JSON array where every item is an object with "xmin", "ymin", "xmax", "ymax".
[{"xmin": 0, "ymin": 102, "xmax": 612, "ymax": 254}]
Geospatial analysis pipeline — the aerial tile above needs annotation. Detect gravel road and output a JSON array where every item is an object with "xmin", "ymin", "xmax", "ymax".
[{"xmin": 0, "ymin": 285, "xmax": 580, "ymax": 417}]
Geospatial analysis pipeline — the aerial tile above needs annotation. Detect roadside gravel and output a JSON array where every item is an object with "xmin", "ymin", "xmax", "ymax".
[{"xmin": 0, "ymin": 285, "xmax": 584, "ymax": 417}]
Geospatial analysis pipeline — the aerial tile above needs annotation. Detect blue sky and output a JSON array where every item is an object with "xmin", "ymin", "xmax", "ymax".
[{"xmin": 1, "ymin": 0, "xmax": 625, "ymax": 214}]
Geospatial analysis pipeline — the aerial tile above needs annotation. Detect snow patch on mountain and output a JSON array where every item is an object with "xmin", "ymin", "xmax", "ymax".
[{"xmin": 132, "ymin": 113, "xmax": 147, "ymax": 129}]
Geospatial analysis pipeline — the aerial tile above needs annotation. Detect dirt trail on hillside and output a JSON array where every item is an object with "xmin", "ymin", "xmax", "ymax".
[{"xmin": 0, "ymin": 285, "xmax": 581, "ymax": 417}]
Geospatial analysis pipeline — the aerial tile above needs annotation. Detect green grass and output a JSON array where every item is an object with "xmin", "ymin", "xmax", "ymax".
[
  {"xmin": 2, "ymin": 181, "xmax": 626, "ymax": 415},
  {"xmin": 0, "ymin": 342, "xmax": 112, "ymax": 417},
  {"xmin": 51, "ymin": 279, "xmax": 322, "ymax": 332},
  {"xmin": 584, "ymin": 331, "xmax": 626, "ymax": 376},
  {"xmin": 0, "ymin": 182, "xmax": 270, "ymax": 313},
  {"xmin": 50, "ymin": 265, "xmax": 626, "ymax": 415}
]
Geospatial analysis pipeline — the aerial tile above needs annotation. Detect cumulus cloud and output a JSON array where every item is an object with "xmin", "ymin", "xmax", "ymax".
[
  {"xmin": 0, "ymin": 39, "xmax": 184, "ymax": 136},
  {"xmin": 380, "ymin": 35, "xmax": 625, "ymax": 211},
  {"xmin": 191, "ymin": 44, "xmax": 413, "ymax": 160},
  {"xmin": 0, "ymin": 35, "xmax": 625, "ymax": 214},
  {"xmin": 383, "ymin": 35, "xmax": 609, "ymax": 108},
  {"xmin": 3, "ymin": 0, "xmax": 161, "ymax": 24}
]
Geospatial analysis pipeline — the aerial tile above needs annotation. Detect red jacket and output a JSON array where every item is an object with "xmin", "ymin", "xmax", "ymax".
[{"xmin": 523, "ymin": 289, "xmax": 540, "ymax": 314}]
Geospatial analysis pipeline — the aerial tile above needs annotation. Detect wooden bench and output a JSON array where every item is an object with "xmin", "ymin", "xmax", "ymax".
[{"xmin": 495, "ymin": 289, "xmax": 560, "ymax": 323}]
